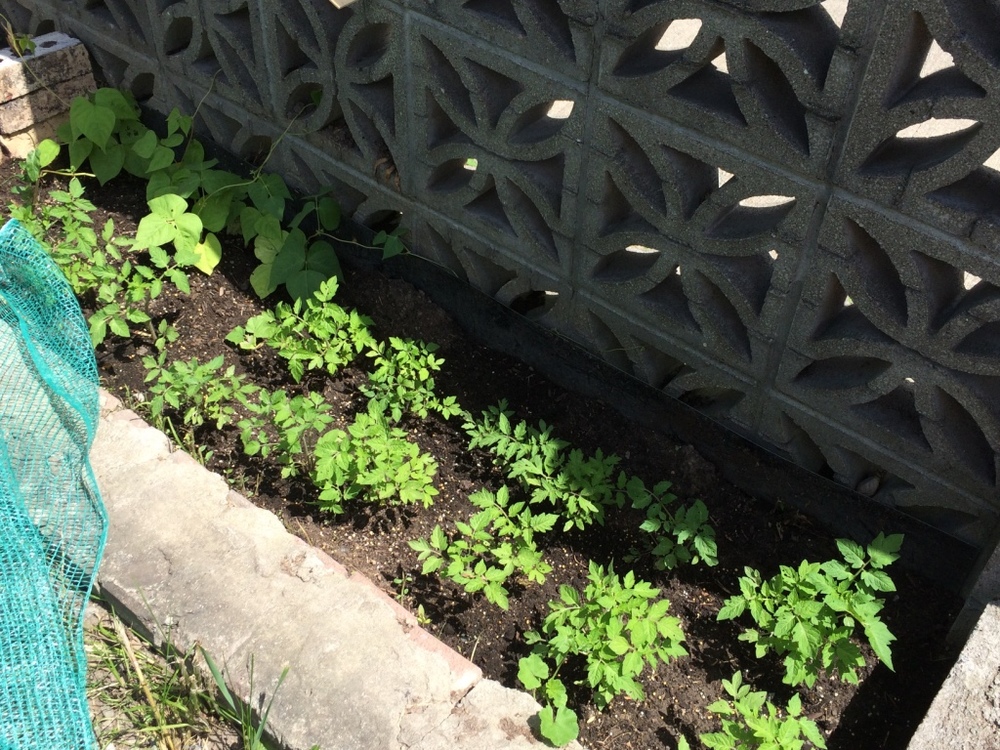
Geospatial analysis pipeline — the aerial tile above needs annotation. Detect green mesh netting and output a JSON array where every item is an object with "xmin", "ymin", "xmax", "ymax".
[{"xmin": 0, "ymin": 219, "xmax": 107, "ymax": 749}]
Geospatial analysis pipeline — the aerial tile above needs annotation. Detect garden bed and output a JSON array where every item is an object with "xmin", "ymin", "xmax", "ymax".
[{"xmin": 0, "ymin": 155, "xmax": 966, "ymax": 750}]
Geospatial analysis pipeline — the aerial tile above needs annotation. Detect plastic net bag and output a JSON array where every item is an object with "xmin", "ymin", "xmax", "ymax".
[{"xmin": 0, "ymin": 219, "xmax": 107, "ymax": 749}]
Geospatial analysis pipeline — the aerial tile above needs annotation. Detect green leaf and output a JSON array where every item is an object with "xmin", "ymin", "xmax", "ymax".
[
  {"xmin": 285, "ymin": 269, "xmax": 328, "ymax": 301},
  {"xmin": 148, "ymin": 145, "xmax": 176, "ymax": 173},
  {"xmin": 35, "ymin": 138, "xmax": 60, "ymax": 167},
  {"xmin": 148, "ymin": 193, "xmax": 189, "ymax": 219},
  {"xmin": 93, "ymin": 88, "xmax": 138, "ymax": 121},
  {"xmin": 71, "ymin": 97, "xmax": 115, "ymax": 149},
  {"xmin": 517, "ymin": 654, "xmax": 549, "ymax": 690},
  {"xmin": 787, "ymin": 692, "xmax": 802, "ymax": 717},
  {"xmin": 860, "ymin": 569, "xmax": 896, "ymax": 593},
  {"xmin": 538, "ymin": 705, "xmax": 579, "ymax": 747},
  {"xmin": 249, "ymin": 262, "xmax": 279, "ymax": 298},
  {"xmin": 168, "ymin": 212, "xmax": 202, "ymax": 253},
  {"xmin": 194, "ymin": 192, "xmax": 234, "ymax": 233},
  {"xmin": 109, "ymin": 317, "xmax": 130, "ymax": 338},
  {"xmin": 317, "ymin": 197, "xmax": 341, "ymax": 231},
  {"xmin": 134, "ymin": 213, "xmax": 174, "ymax": 250},
  {"xmin": 544, "ymin": 678, "xmax": 568, "ymax": 708},
  {"xmin": 868, "ymin": 533, "xmax": 904, "ymax": 568},
  {"xmin": 91, "ymin": 142, "xmax": 125, "ymax": 184},
  {"xmin": 305, "ymin": 240, "xmax": 342, "ymax": 278},
  {"xmin": 131, "ymin": 129, "xmax": 158, "ymax": 158},
  {"xmin": 271, "ymin": 229, "xmax": 307, "ymax": 284},
  {"xmin": 717, "ymin": 596, "xmax": 746, "ymax": 621},
  {"xmin": 193, "ymin": 232, "xmax": 223, "ymax": 275},
  {"xmin": 608, "ymin": 636, "xmax": 630, "ymax": 655},
  {"xmin": 863, "ymin": 619, "xmax": 896, "ymax": 671},
  {"xmin": 68, "ymin": 137, "xmax": 93, "ymax": 169},
  {"xmin": 431, "ymin": 525, "xmax": 448, "ymax": 550},
  {"xmin": 421, "ymin": 557, "xmax": 443, "ymax": 575},
  {"xmin": 836, "ymin": 539, "xmax": 865, "ymax": 568}
]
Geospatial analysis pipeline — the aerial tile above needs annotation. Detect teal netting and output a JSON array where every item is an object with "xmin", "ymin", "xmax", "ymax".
[{"xmin": 0, "ymin": 219, "xmax": 107, "ymax": 749}]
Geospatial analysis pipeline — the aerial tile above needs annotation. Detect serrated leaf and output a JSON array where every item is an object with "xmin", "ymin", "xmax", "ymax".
[
  {"xmin": 421, "ymin": 557, "xmax": 443, "ymax": 575},
  {"xmin": 608, "ymin": 636, "xmax": 630, "ymax": 655},
  {"xmin": 717, "ymin": 596, "xmax": 746, "ymax": 621},
  {"xmin": 868, "ymin": 532, "xmax": 904, "ymax": 567},
  {"xmin": 836, "ymin": 538, "xmax": 865, "ymax": 568},
  {"xmin": 861, "ymin": 569, "xmax": 896, "ymax": 593},
  {"xmin": 863, "ymin": 618, "xmax": 896, "ymax": 670},
  {"xmin": 108, "ymin": 317, "xmax": 130, "ymax": 338}
]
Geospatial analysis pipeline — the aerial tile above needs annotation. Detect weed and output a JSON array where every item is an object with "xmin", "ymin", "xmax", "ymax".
[
  {"xmin": 86, "ymin": 601, "xmax": 226, "ymax": 750},
  {"xmin": 201, "ymin": 649, "xmax": 289, "ymax": 750}
]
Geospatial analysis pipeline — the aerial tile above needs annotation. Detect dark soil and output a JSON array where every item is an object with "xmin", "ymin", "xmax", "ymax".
[{"xmin": 1, "ymin": 159, "xmax": 965, "ymax": 750}]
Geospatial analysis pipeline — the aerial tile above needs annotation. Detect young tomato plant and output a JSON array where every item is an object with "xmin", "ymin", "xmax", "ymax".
[
  {"xmin": 409, "ymin": 485, "xmax": 557, "ymax": 610},
  {"xmin": 518, "ymin": 562, "xmax": 687, "ymax": 745},
  {"xmin": 142, "ymin": 354, "xmax": 258, "ymax": 432},
  {"xmin": 227, "ymin": 278, "xmax": 375, "ymax": 382},
  {"xmin": 700, "ymin": 672, "xmax": 827, "ymax": 750},
  {"xmin": 618, "ymin": 476, "xmax": 718, "ymax": 570},
  {"xmin": 238, "ymin": 390, "xmax": 335, "ymax": 478},
  {"xmin": 310, "ymin": 402, "xmax": 439, "ymax": 514},
  {"xmin": 718, "ymin": 533, "xmax": 903, "ymax": 688},
  {"xmin": 464, "ymin": 401, "xmax": 618, "ymax": 530},
  {"xmin": 362, "ymin": 337, "xmax": 462, "ymax": 423}
]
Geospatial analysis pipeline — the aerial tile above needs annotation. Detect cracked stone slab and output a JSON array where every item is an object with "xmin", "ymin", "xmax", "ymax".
[
  {"xmin": 94, "ymin": 389, "xmax": 570, "ymax": 750},
  {"xmin": 908, "ymin": 600, "xmax": 1000, "ymax": 750}
]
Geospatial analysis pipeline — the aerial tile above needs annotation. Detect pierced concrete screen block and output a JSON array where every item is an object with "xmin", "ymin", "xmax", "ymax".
[{"xmin": 7, "ymin": 0, "xmax": 1000, "ymax": 548}]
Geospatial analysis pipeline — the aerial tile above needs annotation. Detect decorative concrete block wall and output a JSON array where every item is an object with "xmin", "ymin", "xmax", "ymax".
[{"xmin": 5, "ymin": 0, "xmax": 1000, "ymax": 550}]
